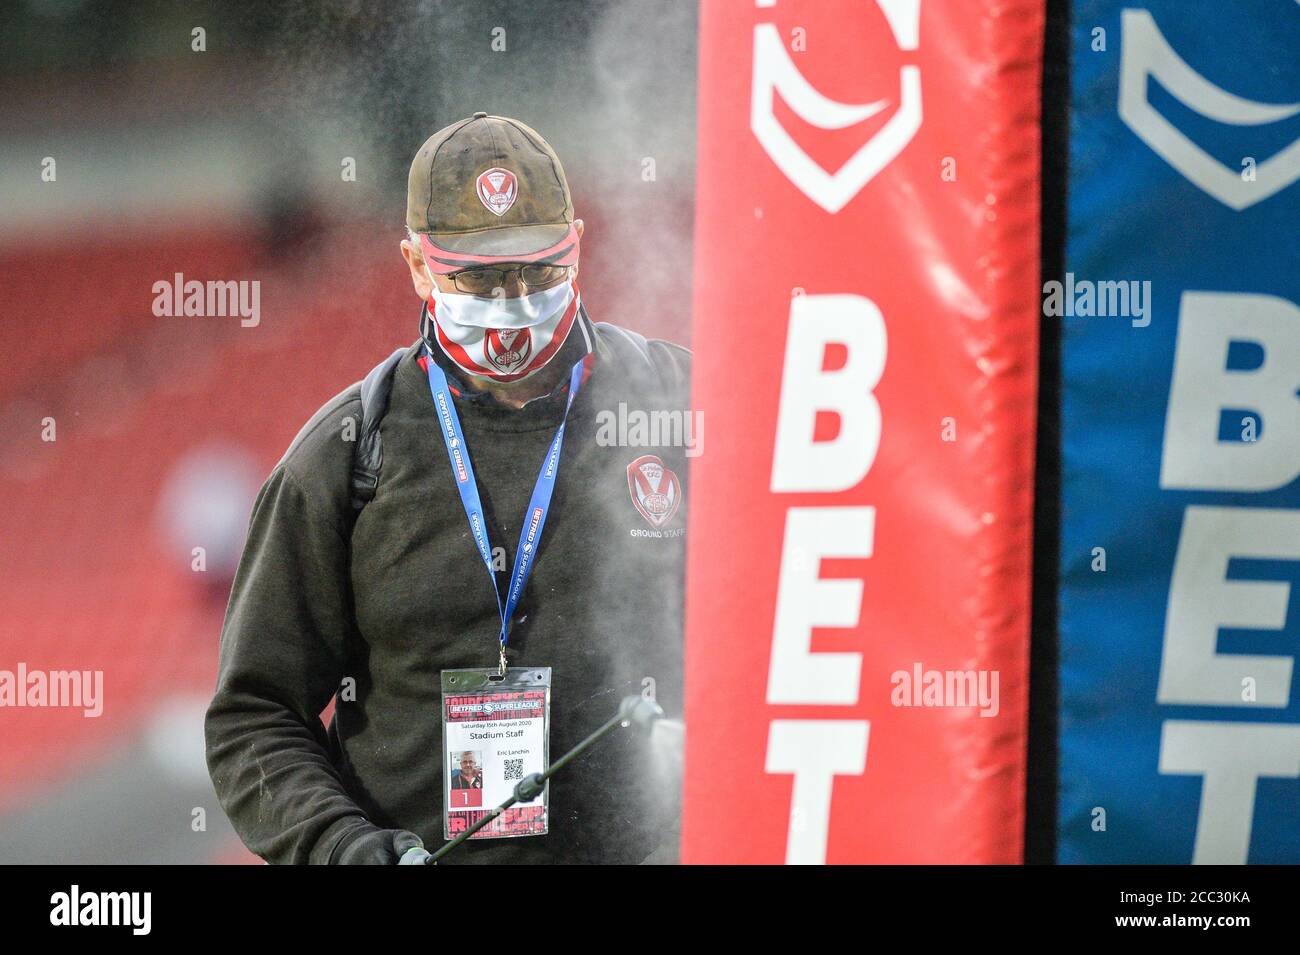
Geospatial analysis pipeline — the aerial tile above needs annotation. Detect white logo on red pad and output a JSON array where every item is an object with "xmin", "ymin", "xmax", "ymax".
[{"xmin": 750, "ymin": 0, "xmax": 922, "ymax": 213}]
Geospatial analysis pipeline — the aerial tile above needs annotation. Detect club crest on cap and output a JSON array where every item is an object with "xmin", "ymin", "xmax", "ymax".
[{"xmin": 476, "ymin": 167, "xmax": 518, "ymax": 217}]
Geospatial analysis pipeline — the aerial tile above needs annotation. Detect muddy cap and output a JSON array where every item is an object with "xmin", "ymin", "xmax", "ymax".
[{"xmin": 407, "ymin": 112, "xmax": 579, "ymax": 274}]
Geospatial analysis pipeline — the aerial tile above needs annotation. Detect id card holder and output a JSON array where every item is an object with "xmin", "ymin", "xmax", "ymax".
[{"xmin": 441, "ymin": 667, "xmax": 551, "ymax": 841}]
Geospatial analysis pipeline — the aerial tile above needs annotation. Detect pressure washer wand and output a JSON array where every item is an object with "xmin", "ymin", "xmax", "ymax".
[{"xmin": 410, "ymin": 694, "xmax": 665, "ymax": 865}]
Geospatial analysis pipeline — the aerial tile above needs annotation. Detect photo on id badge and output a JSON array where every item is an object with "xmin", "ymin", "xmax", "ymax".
[{"xmin": 442, "ymin": 668, "xmax": 551, "ymax": 840}]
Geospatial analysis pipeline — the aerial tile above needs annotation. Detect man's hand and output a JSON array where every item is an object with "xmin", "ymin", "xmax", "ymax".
[
  {"xmin": 333, "ymin": 825, "xmax": 427, "ymax": 864},
  {"xmin": 398, "ymin": 845, "xmax": 433, "ymax": 865}
]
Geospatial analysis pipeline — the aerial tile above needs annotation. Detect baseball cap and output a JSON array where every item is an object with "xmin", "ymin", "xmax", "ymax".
[{"xmin": 407, "ymin": 112, "xmax": 580, "ymax": 274}]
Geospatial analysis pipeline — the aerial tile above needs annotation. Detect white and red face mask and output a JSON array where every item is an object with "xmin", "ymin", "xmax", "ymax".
[{"xmin": 425, "ymin": 268, "xmax": 580, "ymax": 383}]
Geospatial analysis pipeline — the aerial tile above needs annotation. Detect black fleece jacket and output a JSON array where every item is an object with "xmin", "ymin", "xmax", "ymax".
[{"xmin": 205, "ymin": 311, "xmax": 690, "ymax": 864}]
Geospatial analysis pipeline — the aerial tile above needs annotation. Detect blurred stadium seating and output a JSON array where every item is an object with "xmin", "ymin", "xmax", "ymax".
[{"xmin": 0, "ymin": 224, "xmax": 416, "ymax": 860}]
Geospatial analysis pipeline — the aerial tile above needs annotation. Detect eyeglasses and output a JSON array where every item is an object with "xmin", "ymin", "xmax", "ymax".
[{"xmin": 449, "ymin": 264, "xmax": 570, "ymax": 295}]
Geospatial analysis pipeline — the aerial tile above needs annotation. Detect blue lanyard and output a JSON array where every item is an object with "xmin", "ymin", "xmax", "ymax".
[{"xmin": 425, "ymin": 350, "xmax": 586, "ymax": 673}]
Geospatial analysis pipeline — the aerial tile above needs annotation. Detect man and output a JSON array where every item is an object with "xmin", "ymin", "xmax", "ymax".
[
  {"xmin": 205, "ymin": 113, "xmax": 690, "ymax": 864},
  {"xmin": 450, "ymin": 752, "xmax": 482, "ymax": 790}
]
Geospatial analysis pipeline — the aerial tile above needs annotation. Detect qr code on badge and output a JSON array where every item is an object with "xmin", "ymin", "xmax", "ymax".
[{"xmin": 503, "ymin": 758, "xmax": 524, "ymax": 781}]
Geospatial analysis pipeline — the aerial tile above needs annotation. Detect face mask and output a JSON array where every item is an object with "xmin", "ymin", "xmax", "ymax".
[{"xmin": 426, "ymin": 269, "xmax": 579, "ymax": 382}]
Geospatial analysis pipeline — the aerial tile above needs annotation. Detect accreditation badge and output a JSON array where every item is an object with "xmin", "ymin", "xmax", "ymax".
[{"xmin": 441, "ymin": 667, "xmax": 551, "ymax": 840}]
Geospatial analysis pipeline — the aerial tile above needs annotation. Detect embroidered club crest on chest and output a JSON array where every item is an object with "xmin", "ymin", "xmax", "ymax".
[
  {"xmin": 627, "ymin": 454, "xmax": 681, "ymax": 528},
  {"xmin": 476, "ymin": 167, "xmax": 518, "ymax": 217}
]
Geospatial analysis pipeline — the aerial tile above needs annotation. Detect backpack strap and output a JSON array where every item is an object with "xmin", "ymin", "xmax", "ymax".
[
  {"xmin": 350, "ymin": 347, "xmax": 407, "ymax": 511},
  {"xmin": 596, "ymin": 321, "xmax": 655, "ymax": 372},
  {"xmin": 594, "ymin": 321, "xmax": 690, "ymax": 399}
]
